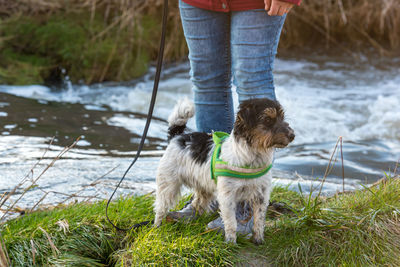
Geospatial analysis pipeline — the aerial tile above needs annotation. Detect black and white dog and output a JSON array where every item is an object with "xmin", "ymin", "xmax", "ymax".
[{"xmin": 154, "ymin": 98, "xmax": 294, "ymax": 244}]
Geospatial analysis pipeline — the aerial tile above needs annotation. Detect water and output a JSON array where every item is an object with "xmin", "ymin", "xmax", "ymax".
[{"xmin": 0, "ymin": 55, "xmax": 399, "ymax": 212}]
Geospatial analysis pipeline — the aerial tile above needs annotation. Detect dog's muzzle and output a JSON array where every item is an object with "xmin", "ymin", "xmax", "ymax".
[{"xmin": 274, "ymin": 126, "xmax": 295, "ymax": 148}]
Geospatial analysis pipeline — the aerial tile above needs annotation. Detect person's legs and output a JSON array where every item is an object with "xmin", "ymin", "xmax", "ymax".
[
  {"xmin": 179, "ymin": 0, "xmax": 234, "ymax": 133},
  {"xmin": 231, "ymin": 9, "xmax": 286, "ymax": 102},
  {"xmin": 207, "ymin": 10, "xmax": 287, "ymax": 235}
]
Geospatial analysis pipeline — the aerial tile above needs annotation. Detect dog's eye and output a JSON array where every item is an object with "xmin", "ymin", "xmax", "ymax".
[{"xmin": 264, "ymin": 117, "xmax": 274, "ymax": 124}]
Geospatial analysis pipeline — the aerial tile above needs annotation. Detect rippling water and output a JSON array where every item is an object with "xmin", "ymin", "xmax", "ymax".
[{"xmin": 1, "ymin": 54, "xmax": 399, "ymax": 210}]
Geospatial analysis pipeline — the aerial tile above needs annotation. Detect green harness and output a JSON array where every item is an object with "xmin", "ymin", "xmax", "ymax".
[{"xmin": 210, "ymin": 131, "xmax": 273, "ymax": 183}]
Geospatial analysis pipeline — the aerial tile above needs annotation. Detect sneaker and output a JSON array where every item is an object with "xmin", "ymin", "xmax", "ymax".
[
  {"xmin": 206, "ymin": 201, "xmax": 254, "ymax": 235},
  {"xmin": 167, "ymin": 199, "xmax": 255, "ymax": 236},
  {"xmin": 166, "ymin": 198, "xmax": 219, "ymax": 222}
]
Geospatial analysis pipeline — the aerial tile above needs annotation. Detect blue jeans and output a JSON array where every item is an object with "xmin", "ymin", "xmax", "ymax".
[{"xmin": 179, "ymin": 0, "xmax": 286, "ymax": 133}]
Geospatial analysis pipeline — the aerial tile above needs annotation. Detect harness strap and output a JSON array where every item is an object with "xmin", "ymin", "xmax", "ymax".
[{"xmin": 210, "ymin": 131, "xmax": 273, "ymax": 183}]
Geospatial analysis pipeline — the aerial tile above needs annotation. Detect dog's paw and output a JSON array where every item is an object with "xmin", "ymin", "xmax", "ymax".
[
  {"xmin": 224, "ymin": 235, "xmax": 237, "ymax": 244},
  {"xmin": 154, "ymin": 217, "xmax": 163, "ymax": 228},
  {"xmin": 251, "ymin": 236, "xmax": 264, "ymax": 246}
]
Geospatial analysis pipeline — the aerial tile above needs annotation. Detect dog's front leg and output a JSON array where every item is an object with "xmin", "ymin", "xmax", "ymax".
[
  {"xmin": 217, "ymin": 181, "xmax": 238, "ymax": 243},
  {"xmin": 251, "ymin": 199, "xmax": 267, "ymax": 245},
  {"xmin": 251, "ymin": 186, "xmax": 271, "ymax": 245}
]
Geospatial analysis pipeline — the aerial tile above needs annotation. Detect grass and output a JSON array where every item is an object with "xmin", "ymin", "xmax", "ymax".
[
  {"xmin": 261, "ymin": 175, "xmax": 400, "ymax": 266},
  {"xmin": 2, "ymin": 173, "xmax": 400, "ymax": 266},
  {"xmin": 1, "ymin": 0, "xmax": 400, "ymax": 85},
  {"xmin": 1, "ymin": 194, "xmax": 236, "ymax": 266}
]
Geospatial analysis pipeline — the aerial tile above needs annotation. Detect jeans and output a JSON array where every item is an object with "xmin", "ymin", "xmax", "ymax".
[{"xmin": 179, "ymin": 0, "xmax": 286, "ymax": 133}]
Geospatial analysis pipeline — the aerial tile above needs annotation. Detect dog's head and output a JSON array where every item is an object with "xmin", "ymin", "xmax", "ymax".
[{"xmin": 233, "ymin": 98, "xmax": 295, "ymax": 150}]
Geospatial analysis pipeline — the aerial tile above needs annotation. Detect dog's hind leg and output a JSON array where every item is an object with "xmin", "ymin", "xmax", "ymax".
[
  {"xmin": 154, "ymin": 174, "xmax": 181, "ymax": 227},
  {"xmin": 191, "ymin": 190, "xmax": 214, "ymax": 215}
]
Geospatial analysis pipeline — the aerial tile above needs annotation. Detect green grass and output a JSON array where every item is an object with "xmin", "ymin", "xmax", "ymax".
[
  {"xmin": 2, "ymin": 175, "xmax": 400, "ymax": 266},
  {"xmin": 260, "ymin": 175, "xmax": 400, "ymax": 266},
  {"xmin": 1, "ymin": 194, "xmax": 236, "ymax": 266}
]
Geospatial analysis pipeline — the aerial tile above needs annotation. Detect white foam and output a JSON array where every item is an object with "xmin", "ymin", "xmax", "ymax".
[
  {"xmin": 84, "ymin": 104, "xmax": 107, "ymax": 111},
  {"xmin": 76, "ymin": 140, "xmax": 92, "ymax": 147},
  {"xmin": 274, "ymin": 60, "xmax": 400, "ymax": 144},
  {"xmin": 4, "ymin": 124, "xmax": 17, "ymax": 130},
  {"xmin": 106, "ymin": 114, "xmax": 167, "ymax": 139},
  {"xmin": 352, "ymin": 94, "xmax": 400, "ymax": 140},
  {"xmin": 0, "ymin": 85, "xmax": 53, "ymax": 100}
]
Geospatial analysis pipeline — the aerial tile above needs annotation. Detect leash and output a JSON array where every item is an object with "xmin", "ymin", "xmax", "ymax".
[{"xmin": 106, "ymin": 0, "xmax": 169, "ymax": 232}]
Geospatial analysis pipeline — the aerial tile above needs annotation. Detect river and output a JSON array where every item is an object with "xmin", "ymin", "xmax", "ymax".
[{"xmin": 0, "ymin": 54, "xmax": 399, "ymax": 213}]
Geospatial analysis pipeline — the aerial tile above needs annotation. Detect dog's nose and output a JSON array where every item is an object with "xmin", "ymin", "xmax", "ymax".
[{"xmin": 288, "ymin": 132, "xmax": 295, "ymax": 141}]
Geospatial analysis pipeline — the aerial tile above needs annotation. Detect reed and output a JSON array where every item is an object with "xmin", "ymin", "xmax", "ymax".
[
  {"xmin": 2, "ymin": 0, "xmax": 398, "ymax": 50},
  {"xmin": 0, "ymin": 0, "xmax": 399, "ymax": 84},
  {"xmin": 0, "ymin": 0, "xmax": 185, "ymax": 85},
  {"xmin": 282, "ymin": 0, "xmax": 400, "ymax": 55},
  {"xmin": 0, "ymin": 136, "xmax": 115, "ymax": 223},
  {"xmin": 0, "ymin": 234, "xmax": 10, "ymax": 267}
]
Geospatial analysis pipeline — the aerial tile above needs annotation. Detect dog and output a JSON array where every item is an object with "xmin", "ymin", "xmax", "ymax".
[{"xmin": 154, "ymin": 98, "xmax": 294, "ymax": 244}]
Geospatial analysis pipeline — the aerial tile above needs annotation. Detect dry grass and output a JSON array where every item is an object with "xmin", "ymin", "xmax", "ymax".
[
  {"xmin": 0, "ymin": 0, "xmax": 187, "ymax": 84},
  {"xmin": 1, "ymin": 0, "xmax": 398, "ymax": 84},
  {"xmin": 282, "ymin": 0, "xmax": 400, "ymax": 55},
  {"xmin": 0, "ymin": 234, "xmax": 10, "ymax": 267},
  {"xmin": 1, "ymin": 0, "xmax": 400, "ymax": 56},
  {"xmin": 0, "ymin": 136, "xmax": 115, "ymax": 223},
  {"xmin": 1, "ymin": 0, "xmax": 186, "ymax": 58}
]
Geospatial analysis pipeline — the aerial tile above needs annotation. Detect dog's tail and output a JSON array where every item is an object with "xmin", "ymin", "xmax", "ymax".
[{"xmin": 167, "ymin": 98, "xmax": 195, "ymax": 141}]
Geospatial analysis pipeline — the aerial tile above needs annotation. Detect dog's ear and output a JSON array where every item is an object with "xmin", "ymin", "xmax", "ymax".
[
  {"xmin": 236, "ymin": 105, "xmax": 257, "ymax": 129},
  {"xmin": 234, "ymin": 104, "xmax": 257, "ymax": 139}
]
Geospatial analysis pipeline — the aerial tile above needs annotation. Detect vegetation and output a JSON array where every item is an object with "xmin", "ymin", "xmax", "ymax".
[
  {"xmin": 0, "ymin": 0, "xmax": 399, "ymax": 85},
  {"xmin": 1, "ymin": 174, "xmax": 399, "ymax": 266},
  {"xmin": 0, "ymin": 0, "xmax": 186, "ymax": 85},
  {"xmin": 281, "ymin": 0, "xmax": 400, "ymax": 54}
]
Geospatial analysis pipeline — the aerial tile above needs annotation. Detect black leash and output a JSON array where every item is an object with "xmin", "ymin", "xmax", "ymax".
[{"xmin": 106, "ymin": 0, "xmax": 169, "ymax": 232}]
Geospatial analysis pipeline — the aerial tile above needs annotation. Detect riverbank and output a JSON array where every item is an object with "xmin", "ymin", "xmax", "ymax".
[
  {"xmin": 2, "ymin": 174, "xmax": 399, "ymax": 266},
  {"xmin": 1, "ymin": 0, "xmax": 399, "ymax": 85}
]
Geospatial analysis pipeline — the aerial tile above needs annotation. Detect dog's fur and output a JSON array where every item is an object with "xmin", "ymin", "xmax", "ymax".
[{"xmin": 154, "ymin": 98, "xmax": 294, "ymax": 244}]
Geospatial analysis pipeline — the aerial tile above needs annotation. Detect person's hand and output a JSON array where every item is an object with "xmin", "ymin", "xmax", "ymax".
[{"xmin": 264, "ymin": 0, "xmax": 294, "ymax": 16}]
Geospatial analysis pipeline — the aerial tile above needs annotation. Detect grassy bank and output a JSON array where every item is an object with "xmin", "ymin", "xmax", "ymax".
[
  {"xmin": 1, "ymin": 174, "xmax": 399, "ymax": 266},
  {"xmin": 0, "ymin": 0, "xmax": 399, "ymax": 85}
]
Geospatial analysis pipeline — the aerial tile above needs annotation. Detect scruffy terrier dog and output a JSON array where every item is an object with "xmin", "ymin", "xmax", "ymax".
[{"xmin": 154, "ymin": 98, "xmax": 294, "ymax": 244}]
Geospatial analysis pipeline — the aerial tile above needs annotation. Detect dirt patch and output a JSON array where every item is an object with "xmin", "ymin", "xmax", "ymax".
[{"xmin": 235, "ymin": 249, "xmax": 270, "ymax": 267}]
